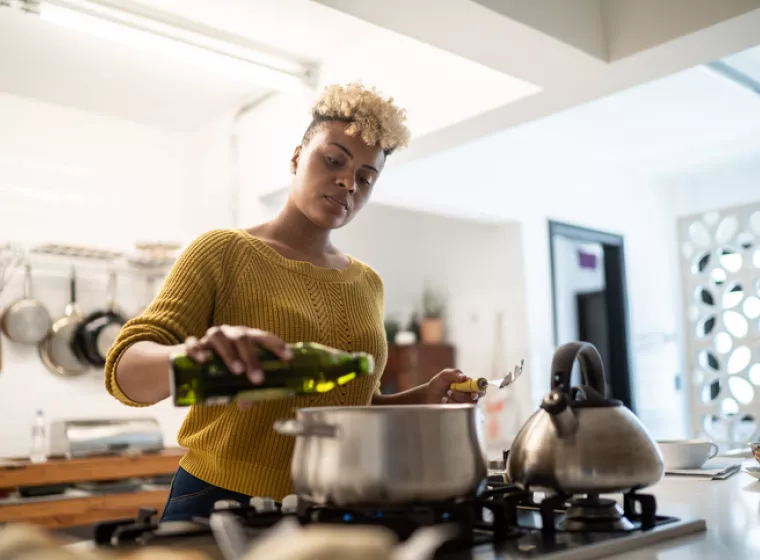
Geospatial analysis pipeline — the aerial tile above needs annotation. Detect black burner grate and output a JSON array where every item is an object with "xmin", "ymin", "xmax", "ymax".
[{"xmin": 93, "ymin": 480, "xmax": 676, "ymax": 557}]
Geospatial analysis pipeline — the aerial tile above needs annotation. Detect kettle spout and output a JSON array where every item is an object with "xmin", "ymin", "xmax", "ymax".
[{"xmin": 541, "ymin": 391, "xmax": 578, "ymax": 438}]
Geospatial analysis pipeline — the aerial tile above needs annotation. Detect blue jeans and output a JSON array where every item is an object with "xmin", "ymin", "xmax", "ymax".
[{"xmin": 160, "ymin": 467, "xmax": 251, "ymax": 522}]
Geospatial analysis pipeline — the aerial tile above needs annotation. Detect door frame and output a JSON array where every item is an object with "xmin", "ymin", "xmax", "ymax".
[{"xmin": 548, "ymin": 220, "xmax": 636, "ymax": 412}]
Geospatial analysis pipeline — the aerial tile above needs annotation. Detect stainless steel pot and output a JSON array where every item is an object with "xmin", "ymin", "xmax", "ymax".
[{"xmin": 274, "ymin": 404, "xmax": 487, "ymax": 506}]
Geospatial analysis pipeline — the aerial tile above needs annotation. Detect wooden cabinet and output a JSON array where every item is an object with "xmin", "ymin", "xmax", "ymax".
[{"xmin": 380, "ymin": 344, "xmax": 456, "ymax": 393}]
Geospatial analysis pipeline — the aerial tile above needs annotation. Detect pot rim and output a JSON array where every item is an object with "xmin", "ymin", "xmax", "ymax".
[{"xmin": 294, "ymin": 404, "xmax": 478, "ymax": 413}]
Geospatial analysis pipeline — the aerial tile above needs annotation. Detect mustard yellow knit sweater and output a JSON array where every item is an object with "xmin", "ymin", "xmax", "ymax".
[{"xmin": 105, "ymin": 229, "xmax": 387, "ymax": 499}]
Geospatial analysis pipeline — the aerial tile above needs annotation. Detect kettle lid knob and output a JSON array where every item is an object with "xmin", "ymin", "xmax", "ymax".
[
  {"xmin": 541, "ymin": 390, "xmax": 569, "ymax": 413},
  {"xmin": 541, "ymin": 390, "xmax": 579, "ymax": 438}
]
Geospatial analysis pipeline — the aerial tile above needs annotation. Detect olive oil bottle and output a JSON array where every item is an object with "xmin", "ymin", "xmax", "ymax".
[{"xmin": 169, "ymin": 342, "xmax": 375, "ymax": 407}]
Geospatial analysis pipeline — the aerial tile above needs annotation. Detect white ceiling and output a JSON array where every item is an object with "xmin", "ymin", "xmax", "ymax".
[
  {"xmin": 125, "ymin": 0, "xmax": 541, "ymax": 138},
  {"xmin": 315, "ymin": 0, "xmax": 760, "ymax": 168},
  {"xmin": 0, "ymin": 0, "xmax": 539, "ymax": 136},
  {"xmin": 721, "ymin": 44, "xmax": 760, "ymax": 83},
  {"xmin": 372, "ymin": 45, "xmax": 760, "ymax": 222},
  {"xmin": 2, "ymin": 0, "xmax": 759, "ymax": 169},
  {"xmin": 0, "ymin": 8, "xmax": 271, "ymax": 131}
]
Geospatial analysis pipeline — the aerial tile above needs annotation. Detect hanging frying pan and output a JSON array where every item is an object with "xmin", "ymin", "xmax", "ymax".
[
  {"xmin": 39, "ymin": 267, "xmax": 89, "ymax": 377},
  {"xmin": 73, "ymin": 270, "xmax": 127, "ymax": 367},
  {"xmin": 0, "ymin": 245, "xmax": 24, "ymax": 374},
  {"xmin": 1, "ymin": 264, "xmax": 52, "ymax": 344}
]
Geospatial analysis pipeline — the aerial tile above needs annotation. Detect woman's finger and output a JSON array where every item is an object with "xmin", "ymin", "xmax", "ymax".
[
  {"xmin": 184, "ymin": 336, "xmax": 209, "ymax": 362},
  {"xmin": 228, "ymin": 328, "xmax": 263, "ymax": 384},
  {"xmin": 251, "ymin": 331, "xmax": 292, "ymax": 361},
  {"xmin": 204, "ymin": 326, "xmax": 244, "ymax": 375}
]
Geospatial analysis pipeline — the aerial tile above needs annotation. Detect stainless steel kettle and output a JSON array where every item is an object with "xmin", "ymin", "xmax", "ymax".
[{"xmin": 506, "ymin": 342, "xmax": 664, "ymax": 495}]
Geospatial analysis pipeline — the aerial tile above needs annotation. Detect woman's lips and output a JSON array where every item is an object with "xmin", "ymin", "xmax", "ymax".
[{"xmin": 324, "ymin": 195, "xmax": 349, "ymax": 211}]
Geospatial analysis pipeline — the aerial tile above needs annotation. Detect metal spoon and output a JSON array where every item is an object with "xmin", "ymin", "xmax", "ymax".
[{"xmin": 449, "ymin": 359, "xmax": 525, "ymax": 393}]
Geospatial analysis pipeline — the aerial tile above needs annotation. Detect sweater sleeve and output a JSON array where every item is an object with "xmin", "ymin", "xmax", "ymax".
[{"xmin": 104, "ymin": 229, "xmax": 236, "ymax": 407}]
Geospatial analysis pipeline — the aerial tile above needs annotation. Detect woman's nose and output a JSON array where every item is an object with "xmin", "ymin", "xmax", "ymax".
[{"xmin": 337, "ymin": 178, "xmax": 356, "ymax": 193}]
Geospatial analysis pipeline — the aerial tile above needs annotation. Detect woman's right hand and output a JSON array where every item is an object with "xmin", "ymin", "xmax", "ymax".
[{"xmin": 184, "ymin": 325, "xmax": 292, "ymax": 386}]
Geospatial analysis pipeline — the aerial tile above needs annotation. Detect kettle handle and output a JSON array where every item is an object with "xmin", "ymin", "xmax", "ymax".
[{"xmin": 551, "ymin": 342, "xmax": 607, "ymax": 396}]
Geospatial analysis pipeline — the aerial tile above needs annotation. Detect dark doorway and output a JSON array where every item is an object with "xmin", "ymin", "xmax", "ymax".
[{"xmin": 549, "ymin": 220, "xmax": 635, "ymax": 413}]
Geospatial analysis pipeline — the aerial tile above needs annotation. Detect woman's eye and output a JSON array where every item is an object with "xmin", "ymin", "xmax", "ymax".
[
  {"xmin": 326, "ymin": 156, "xmax": 341, "ymax": 167},
  {"xmin": 359, "ymin": 176, "xmax": 372, "ymax": 186}
]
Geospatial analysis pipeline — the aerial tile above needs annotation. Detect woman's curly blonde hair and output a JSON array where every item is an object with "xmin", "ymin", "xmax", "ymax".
[{"xmin": 306, "ymin": 82, "xmax": 411, "ymax": 155}]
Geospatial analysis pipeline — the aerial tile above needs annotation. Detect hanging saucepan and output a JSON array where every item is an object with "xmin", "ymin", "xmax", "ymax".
[
  {"xmin": 73, "ymin": 270, "xmax": 127, "ymax": 367},
  {"xmin": 39, "ymin": 267, "xmax": 89, "ymax": 377},
  {"xmin": 1, "ymin": 264, "xmax": 52, "ymax": 345}
]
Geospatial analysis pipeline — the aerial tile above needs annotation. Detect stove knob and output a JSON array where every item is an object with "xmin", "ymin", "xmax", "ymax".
[
  {"xmin": 213, "ymin": 499, "xmax": 240, "ymax": 510},
  {"xmin": 281, "ymin": 494, "xmax": 298, "ymax": 514}
]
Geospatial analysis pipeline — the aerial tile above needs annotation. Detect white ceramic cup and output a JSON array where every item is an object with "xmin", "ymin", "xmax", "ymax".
[{"xmin": 657, "ymin": 439, "xmax": 719, "ymax": 469}]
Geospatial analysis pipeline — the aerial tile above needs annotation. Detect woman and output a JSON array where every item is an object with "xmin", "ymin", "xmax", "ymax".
[{"xmin": 105, "ymin": 82, "xmax": 485, "ymax": 522}]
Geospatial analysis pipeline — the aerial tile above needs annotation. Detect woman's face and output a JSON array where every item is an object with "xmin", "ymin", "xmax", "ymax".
[{"xmin": 290, "ymin": 121, "xmax": 385, "ymax": 229}]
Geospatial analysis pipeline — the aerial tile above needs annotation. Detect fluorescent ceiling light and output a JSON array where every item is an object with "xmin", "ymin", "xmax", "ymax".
[{"xmin": 37, "ymin": 0, "xmax": 310, "ymax": 94}]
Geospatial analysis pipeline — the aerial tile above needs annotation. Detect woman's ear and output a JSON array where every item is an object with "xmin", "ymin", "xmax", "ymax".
[{"xmin": 290, "ymin": 145, "xmax": 302, "ymax": 175}]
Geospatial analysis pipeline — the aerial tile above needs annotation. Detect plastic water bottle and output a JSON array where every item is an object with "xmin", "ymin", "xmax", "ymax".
[{"xmin": 30, "ymin": 409, "xmax": 48, "ymax": 464}]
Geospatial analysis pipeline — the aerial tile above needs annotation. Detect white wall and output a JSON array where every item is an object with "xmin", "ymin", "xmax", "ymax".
[
  {"xmin": 0, "ymin": 93, "xmax": 260, "ymax": 459},
  {"xmin": 236, "ymin": 93, "xmax": 313, "ymax": 200},
  {"xmin": 662, "ymin": 151, "xmax": 760, "ymax": 218},
  {"xmin": 0, "ymin": 94, "xmax": 190, "ymax": 248}
]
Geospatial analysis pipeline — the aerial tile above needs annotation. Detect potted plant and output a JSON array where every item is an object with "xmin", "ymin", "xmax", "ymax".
[
  {"xmin": 383, "ymin": 317, "xmax": 401, "ymax": 344},
  {"xmin": 420, "ymin": 284, "xmax": 446, "ymax": 343}
]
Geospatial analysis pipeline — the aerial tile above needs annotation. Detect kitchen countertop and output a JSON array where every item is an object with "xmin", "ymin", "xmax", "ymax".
[{"xmin": 609, "ymin": 460, "xmax": 760, "ymax": 560}]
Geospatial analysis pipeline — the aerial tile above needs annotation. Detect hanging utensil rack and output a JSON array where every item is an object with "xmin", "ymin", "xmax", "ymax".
[{"xmin": 1, "ymin": 241, "xmax": 181, "ymax": 279}]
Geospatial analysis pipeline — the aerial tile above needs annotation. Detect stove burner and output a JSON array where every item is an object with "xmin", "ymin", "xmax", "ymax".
[
  {"xmin": 559, "ymin": 497, "xmax": 634, "ymax": 532},
  {"xmin": 304, "ymin": 493, "xmax": 523, "ymax": 548}
]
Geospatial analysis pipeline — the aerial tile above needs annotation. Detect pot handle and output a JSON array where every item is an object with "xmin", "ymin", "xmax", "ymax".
[
  {"xmin": 273, "ymin": 419, "xmax": 337, "ymax": 438},
  {"xmin": 550, "ymin": 342, "xmax": 607, "ymax": 396}
]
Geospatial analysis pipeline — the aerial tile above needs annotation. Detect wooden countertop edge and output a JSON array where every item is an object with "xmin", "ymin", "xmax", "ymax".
[
  {"xmin": 0, "ymin": 448, "xmax": 185, "ymax": 488},
  {"xmin": 0, "ymin": 489, "xmax": 169, "ymax": 528}
]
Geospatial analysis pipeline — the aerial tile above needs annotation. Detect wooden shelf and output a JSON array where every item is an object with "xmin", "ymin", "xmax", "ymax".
[
  {"xmin": 0, "ymin": 490, "xmax": 168, "ymax": 528},
  {"xmin": 0, "ymin": 448, "xmax": 184, "ymax": 488},
  {"xmin": 0, "ymin": 449, "xmax": 183, "ymax": 528}
]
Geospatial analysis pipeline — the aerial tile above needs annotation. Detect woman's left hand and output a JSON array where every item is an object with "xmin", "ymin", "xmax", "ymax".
[{"xmin": 426, "ymin": 369, "xmax": 486, "ymax": 404}]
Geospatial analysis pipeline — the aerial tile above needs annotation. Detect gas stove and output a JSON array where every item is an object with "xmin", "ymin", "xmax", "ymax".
[{"xmin": 92, "ymin": 474, "xmax": 706, "ymax": 559}]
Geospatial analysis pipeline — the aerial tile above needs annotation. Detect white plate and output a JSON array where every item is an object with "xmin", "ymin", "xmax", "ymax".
[{"xmin": 744, "ymin": 466, "xmax": 760, "ymax": 480}]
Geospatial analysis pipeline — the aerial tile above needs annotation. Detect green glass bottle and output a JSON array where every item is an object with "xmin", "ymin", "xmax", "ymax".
[{"xmin": 169, "ymin": 342, "xmax": 375, "ymax": 407}]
